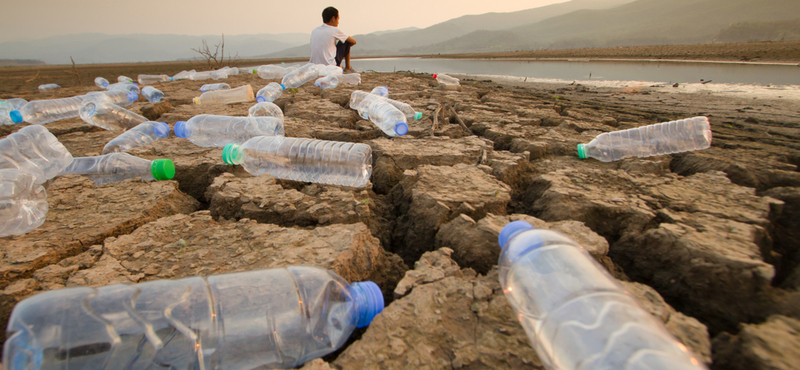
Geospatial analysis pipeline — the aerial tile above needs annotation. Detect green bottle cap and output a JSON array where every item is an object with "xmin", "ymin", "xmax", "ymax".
[
  {"xmin": 151, "ymin": 159, "xmax": 175, "ymax": 180},
  {"xmin": 414, "ymin": 112, "xmax": 423, "ymax": 120},
  {"xmin": 222, "ymin": 144, "xmax": 243, "ymax": 165},
  {"xmin": 577, "ymin": 144, "xmax": 587, "ymax": 159}
]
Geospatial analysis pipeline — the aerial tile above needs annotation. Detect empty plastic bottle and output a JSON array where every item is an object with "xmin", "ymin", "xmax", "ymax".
[
  {"xmin": 317, "ymin": 64, "xmax": 343, "ymax": 77},
  {"xmin": 256, "ymin": 82, "xmax": 283, "ymax": 103},
  {"xmin": 577, "ymin": 116, "xmax": 712, "ymax": 162},
  {"xmin": 239, "ymin": 66, "xmax": 259, "ymax": 74},
  {"xmin": 432, "ymin": 73, "xmax": 460, "ymax": 86},
  {"xmin": 37, "ymin": 84, "xmax": 59, "ymax": 91},
  {"xmin": 141, "ymin": 86, "xmax": 164, "ymax": 103},
  {"xmin": 94, "ymin": 77, "xmax": 109, "ymax": 89},
  {"xmin": 211, "ymin": 69, "xmax": 229, "ymax": 80},
  {"xmin": 315, "ymin": 75, "xmax": 340, "ymax": 90},
  {"xmin": 199, "ymin": 83, "xmax": 231, "ymax": 92},
  {"xmin": 497, "ymin": 221, "xmax": 707, "ymax": 370},
  {"xmin": 348, "ymin": 90, "xmax": 385, "ymax": 113},
  {"xmin": 9, "ymin": 95, "xmax": 85, "ymax": 125},
  {"xmin": 350, "ymin": 90, "xmax": 420, "ymax": 121},
  {"xmin": 79, "ymin": 98, "xmax": 148, "ymax": 131},
  {"xmin": 137, "ymin": 74, "xmax": 173, "ymax": 85},
  {"xmin": 367, "ymin": 100, "xmax": 408, "ymax": 137},
  {"xmin": 117, "ymin": 75, "xmax": 133, "ymax": 83},
  {"xmin": 102, "ymin": 121, "xmax": 170, "ymax": 154},
  {"xmin": 107, "ymin": 82, "xmax": 140, "ymax": 95},
  {"xmin": 248, "ymin": 102, "xmax": 284, "ymax": 121},
  {"xmin": 281, "ymin": 64, "xmax": 319, "ymax": 89},
  {"xmin": 175, "ymin": 114, "xmax": 284, "ymax": 147},
  {"xmin": 0, "ymin": 169, "xmax": 48, "ymax": 238},
  {"xmin": 58, "ymin": 152, "xmax": 174, "ymax": 185},
  {"xmin": 339, "ymin": 73, "xmax": 361, "ymax": 85},
  {"xmin": 193, "ymin": 85, "xmax": 254, "ymax": 105},
  {"xmin": 371, "ymin": 86, "xmax": 389, "ymax": 97},
  {"xmin": 0, "ymin": 99, "xmax": 28, "ymax": 125},
  {"xmin": 257, "ymin": 65, "xmax": 296, "ymax": 79},
  {"xmin": 220, "ymin": 66, "xmax": 239, "ymax": 76},
  {"xmin": 3, "ymin": 265, "xmax": 383, "ymax": 370},
  {"xmin": 223, "ymin": 136, "xmax": 372, "ymax": 187},
  {"xmin": 84, "ymin": 90, "xmax": 138, "ymax": 108},
  {"xmin": 189, "ymin": 71, "xmax": 215, "ymax": 81},
  {"xmin": 0, "ymin": 125, "xmax": 73, "ymax": 184},
  {"xmin": 172, "ymin": 70, "xmax": 195, "ymax": 80}
]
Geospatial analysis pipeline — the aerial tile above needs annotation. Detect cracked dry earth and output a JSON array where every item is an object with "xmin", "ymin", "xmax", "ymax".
[{"xmin": 2, "ymin": 68, "xmax": 800, "ymax": 370}]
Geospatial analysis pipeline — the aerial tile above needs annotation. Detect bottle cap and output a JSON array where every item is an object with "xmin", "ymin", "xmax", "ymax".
[
  {"xmin": 192, "ymin": 97, "xmax": 200, "ymax": 105},
  {"xmin": 414, "ymin": 112, "xmax": 423, "ymax": 120},
  {"xmin": 9, "ymin": 110, "xmax": 22, "ymax": 123},
  {"xmin": 256, "ymin": 96, "xmax": 266, "ymax": 103},
  {"xmin": 314, "ymin": 81, "xmax": 321, "ymax": 87},
  {"xmin": 151, "ymin": 159, "xmax": 175, "ymax": 181},
  {"xmin": 349, "ymin": 281, "xmax": 384, "ymax": 328},
  {"xmin": 131, "ymin": 83, "xmax": 139, "ymax": 87},
  {"xmin": 174, "ymin": 121, "xmax": 189, "ymax": 138},
  {"xmin": 102, "ymin": 81, "xmax": 109, "ymax": 88},
  {"xmin": 432, "ymin": 74, "xmax": 438, "ymax": 79},
  {"xmin": 222, "ymin": 144, "xmax": 243, "ymax": 165},
  {"xmin": 577, "ymin": 144, "xmax": 587, "ymax": 159},
  {"xmin": 498, "ymin": 221, "xmax": 534, "ymax": 249},
  {"xmin": 394, "ymin": 122, "xmax": 408, "ymax": 136},
  {"xmin": 153, "ymin": 122, "xmax": 170, "ymax": 138},
  {"xmin": 169, "ymin": 77, "xmax": 174, "ymax": 81},
  {"xmin": 279, "ymin": 83, "xmax": 286, "ymax": 90},
  {"xmin": 126, "ymin": 91, "xmax": 138, "ymax": 102}
]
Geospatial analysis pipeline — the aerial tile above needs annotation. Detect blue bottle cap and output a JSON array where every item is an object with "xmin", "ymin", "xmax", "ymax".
[
  {"xmin": 169, "ymin": 77, "xmax": 174, "ymax": 81},
  {"xmin": 498, "ymin": 221, "xmax": 534, "ymax": 249},
  {"xmin": 153, "ymin": 122, "xmax": 170, "ymax": 138},
  {"xmin": 314, "ymin": 81, "xmax": 321, "ymax": 87},
  {"xmin": 102, "ymin": 81, "xmax": 109, "ymax": 88},
  {"xmin": 131, "ymin": 83, "xmax": 139, "ymax": 87},
  {"xmin": 279, "ymin": 83, "xmax": 286, "ymax": 90},
  {"xmin": 394, "ymin": 122, "xmax": 408, "ymax": 136},
  {"xmin": 9, "ymin": 110, "xmax": 23, "ymax": 123},
  {"xmin": 349, "ymin": 281, "xmax": 384, "ymax": 328},
  {"xmin": 174, "ymin": 121, "xmax": 188, "ymax": 138},
  {"xmin": 256, "ymin": 96, "xmax": 266, "ymax": 103},
  {"xmin": 126, "ymin": 91, "xmax": 138, "ymax": 102}
]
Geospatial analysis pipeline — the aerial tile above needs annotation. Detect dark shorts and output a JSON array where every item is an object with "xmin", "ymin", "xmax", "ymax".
[{"xmin": 335, "ymin": 41, "xmax": 352, "ymax": 67}]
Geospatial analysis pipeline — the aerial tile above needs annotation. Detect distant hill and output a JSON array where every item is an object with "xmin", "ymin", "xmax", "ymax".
[
  {"xmin": 0, "ymin": 33, "xmax": 309, "ymax": 64},
  {"xmin": 407, "ymin": 0, "xmax": 800, "ymax": 54},
  {"xmin": 716, "ymin": 18, "xmax": 800, "ymax": 43},
  {"xmin": 0, "ymin": 59, "xmax": 46, "ymax": 66}
]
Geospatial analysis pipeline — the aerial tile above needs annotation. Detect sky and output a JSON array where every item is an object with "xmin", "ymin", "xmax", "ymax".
[{"xmin": 0, "ymin": 0, "xmax": 569, "ymax": 43}]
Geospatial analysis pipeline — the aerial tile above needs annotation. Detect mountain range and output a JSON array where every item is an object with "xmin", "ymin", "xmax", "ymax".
[{"xmin": 2, "ymin": 0, "xmax": 799, "ymax": 65}]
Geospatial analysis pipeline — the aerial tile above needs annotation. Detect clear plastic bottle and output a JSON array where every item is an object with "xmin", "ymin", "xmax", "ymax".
[
  {"xmin": 84, "ymin": 90, "xmax": 138, "ymax": 108},
  {"xmin": 0, "ymin": 169, "xmax": 48, "ymax": 238},
  {"xmin": 577, "ymin": 116, "xmax": 712, "ymax": 162},
  {"xmin": 314, "ymin": 75, "xmax": 340, "ymax": 90},
  {"xmin": 256, "ymin": 65, "xmax": 292, "ymax": 79},
  {"xmin": 370, "ymin": 86, "xmax": 389, "ymax": 97},
  {"xmin": 367, "ymin": 100, "xmax": 408, "ymax": 137},
  {"xmin": 9, "ymin": 95, "xmax": 85, "ymax": 125},
  {"xmin": 248, "ymin": 102, "xmax": 284, "ymax": 121},
  {"xmin": 211, "ymin": 69, "xmax": 229, "ymax": 80},
  {"xmin": 79, "ymin": 99, "xmax": 148, "ymax": 131},
  {"xmin": 0, "ymin": 125, "xmax": 73, "ymax": 184},
  {"xmin": 175, "ymin": 114, "xmax": 284, "ymax": 147},
  {"xmin": 3, "ymin": 265, "xmax": 383, "ymax": 370},
  {"xmin": 117, "ymin": 75, "xmax": 133, "ymax": 83},
  {"xmin": 37, "ymin": 84, "xmax": 60, "ymax": 91},
  {"xmin": 239, "ymin": 66, "xmax": 259, "ymax": 75},
  {"xmin": 58, "ymin": 152, "xmax": 174, "ymax": 185},
  {"xmin": 349, "ymin": 90, "xmax": 383, "ymax": 112},
  {"xmin": 94, "ymin": 77, "xmax": 109, "ymax": 89},
  {"xmin": 220, "ymin": 66, "xmax": 239, "ymax": 76},
  {"xmin": 193, "ymin": 85, "xmax": 254, "ymax": 105},
  {"xmin": 432, "ymin": 73, "xmax": 460, "ymax": 86},
  {"xmin": 280, "ymin": 64, "xmax": 319, "ymax": 89},
  {"xmin": 172, "ymin": 70, "xmax": 195, "ymax": 80},
  {"xmin": 141, "ymin": 86, "xmax": 164, "ymax": 103},
  {"xmin": 256, "ymin": 82, "xmax": 283, "ymax": 103},
  {"xmin": 102, "ymin": 121, "xmax": 170, "ymax": 154},
  {"xmin": 0, "ymin": 99, "xmax": 28, "ymax": 125},
  {"xmin": 107, "ymin": 82, "xmax": 140, "ymax": 95},
  {"xmin": 497, "ymin": 221, "xmax": 708, "ymax": 370},
  {"xmin": 137, "ymin": 74, "xmax": 172, "ymax": 85},
  {"xmin": 189, "ymin": 71, "xmax": 215, "ymax": 81},
  {"xmin": 223, "ymin": 136, "xmax": 372, "ymax": 187},
  {"xmin": 199, "ymin": 83, "xmax": 231, "ymax": 92},
  {"xmin": 339, "ymin": 73, "xmax": 361, "ymax": 85},
  {"xmin": 317, "ymin": 64, "xmax": 343, "ymax": 77}
]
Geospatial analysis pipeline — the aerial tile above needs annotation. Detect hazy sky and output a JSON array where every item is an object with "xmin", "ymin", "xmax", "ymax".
[{"xmin": 1, "ymin": 0, "xmax": 569, "ymax": 43}]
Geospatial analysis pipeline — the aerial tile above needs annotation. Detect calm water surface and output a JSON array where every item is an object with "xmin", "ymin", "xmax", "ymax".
[{"xmin": 353, "ymin": 58, "xmax": 800, "ymax": 86}]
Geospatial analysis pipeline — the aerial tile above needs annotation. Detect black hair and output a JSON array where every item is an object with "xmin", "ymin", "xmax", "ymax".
[{"xmin": 322, "ymin": 7, "xmax": 339, "ymax": 23}]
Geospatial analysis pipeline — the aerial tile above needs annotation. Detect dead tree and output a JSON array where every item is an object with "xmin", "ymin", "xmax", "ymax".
[
  {"xmin": 64, "ymin": 56, "xmax": 82, "ymax": 86},
  {"xmin": 191, "ymin": 34, "xmax": 239, "ymax": 70}
]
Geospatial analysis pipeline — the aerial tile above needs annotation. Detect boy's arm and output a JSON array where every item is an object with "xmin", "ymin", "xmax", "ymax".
[{"xmin": 345, "ymin": 36, "xmax": 357, "ymax": 45}]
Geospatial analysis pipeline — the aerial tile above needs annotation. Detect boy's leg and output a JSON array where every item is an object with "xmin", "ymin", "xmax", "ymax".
[{"xmin": 335, "ymin": 41, "xmax": 353, "ymax": 70}]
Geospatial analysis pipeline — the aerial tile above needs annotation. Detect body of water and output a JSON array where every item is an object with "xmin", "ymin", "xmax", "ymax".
[{"xmin": 353, "ymin": 57, "xmax": 800, "ymax": 87}]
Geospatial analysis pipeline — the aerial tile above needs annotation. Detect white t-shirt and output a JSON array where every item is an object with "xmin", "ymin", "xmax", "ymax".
[{"xmin": 309, "ymin": 24, "xmax": 349, "ymax": 65}]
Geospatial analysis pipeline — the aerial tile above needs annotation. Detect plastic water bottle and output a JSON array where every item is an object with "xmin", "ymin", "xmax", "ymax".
[
  {"xmin": 3, "ymin": 265, "xmax": 383, "ymax": 370},
  {"xmin": 432, "ymin": 73, "xmax": 460, "ymax": 86},
  {"xmin": 281, "ymin": 64, "xmax": 319, "ymax": 89},
  {"xmin": 349, "ymin": 90, "xmax": 420, "ymax": 121},
  {"xmin": 0, "ymin": 169, "xmax": 48, "ymax": 238},
  {"xmin": 37, "ymin": 84, "xmax": 60, "ymax": 91},
  {"xmin": 94, "ymin": 77, "xmax": 109, "ymax": 89},
  {"xmin": 137, "ymin": 74, "xmax": 172, "ymax": 85},
  {"xmin": 84, "ymin": 90, "xmax": 138, "ymax": 108},
  {"xmin": 367, "ymin": 100, "xmax": 408, "ymax": 137},
  {"xmin": 211, "ymin": 69, "xmax": 229, "ymax": 80},
  {"xmin": 79, "ymin": 98, "xmax": 148, "ymax": 131},
  {"xmin": 577, "ymin": 116, "xmax": 712, "ymax": 162},
  {"xmin": 117, "ymin": 75, "xmax": 133, "ymax": 83},
  {"xmin": 0, "ymin": 125, "xmax": 73, "ymax": 184},
  {"xmin": 58, "ymin": 152, "xmax": 174, "ymax": 185},
  {"xmin": 194, "ymin": 85, "xmax": 254, "ymax": 105},
  {"xmin": 189, "ymin": 71, "xmax": 214, "ymax": 81},
  {"xmin": 257, "ymin": 65, "xmax": 293, "ymax": 79},
  {"xmin": 497, "ymin": 221, "xmax": 708, "ymax": 370},
  {"xmin": 175, "ymin": 114, "xmax": 284, "ymax": 147},
  {"xmin": 220, "ymin": 66, "xmax": 239, "ymax": 76},
  {"xmin": 102, "ymin": 121, "xmax": 170, "ymax": 154},
  {"xmin": 9, "ymin": 95, "xmax": 85, "ymax": 125},
  {"xmin": 199, "ymin": 83, "xmax": 231, "ymax": 92},
  {"xmin": 256, "ymin": 82, "xmax": 283, "ymax": 103},
  {"xmin": 0, "ymin": 99, "xmax": 28, "ymax": 125},
  {"xmin": 339, "ymin": 73, "xmax": 361, "ymax": 85},
  {"xmin": 248, "ymin": 102, "xmax": 284, "ymax": 121},
  {"xmin": 314, "ymin": 75, "xmax": 340, "ymax": 90},
  {"xmin": 223, "ymin": 136, "xmax": 372, "ymax": 187},
  {"xmin": 371, "ymin": 86, "xmax": 388, "ymax": 97},
  {"xmin": 239, "ymin": 66, "xmax": 259, "ymax": 75},
  {"xmin": 108, "ymin": 82, "xmax": 140, "ymax": 95},
  {"xmin": 141, "ymin": 86, "xmax": 164, "ymax": 103},
  {"xmin": 172, "ymin": 70, "xmax": 195, "ymax": 80},
  {"xmin": 349, "ymin": 90, "xmax": 383, "ymax": 112},
  {"xmin": 317, "ymin": 64, "xmax": 343, "ymax": 77}
]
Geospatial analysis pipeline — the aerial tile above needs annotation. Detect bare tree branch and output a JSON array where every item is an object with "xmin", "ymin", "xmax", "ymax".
[{"xmin": 63, "ymin": 56, "xmax": 82, "ymax": 86}]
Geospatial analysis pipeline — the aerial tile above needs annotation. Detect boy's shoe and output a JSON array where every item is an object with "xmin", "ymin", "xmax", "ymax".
[{"xmin": 344, "ymin": 68, "xmax": 356, "ymax": 73}]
